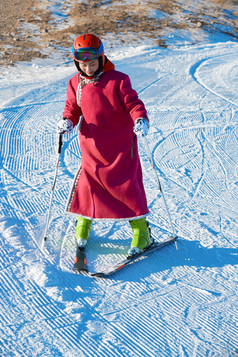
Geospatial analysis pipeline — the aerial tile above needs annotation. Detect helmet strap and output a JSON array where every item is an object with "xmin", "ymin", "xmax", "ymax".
[{"xmin": 74, "ymin": 56, "xmax": 104, "ymax": 78}]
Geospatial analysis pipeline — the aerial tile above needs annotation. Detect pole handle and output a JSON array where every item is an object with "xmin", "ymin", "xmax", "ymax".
[{"xmin": 58, "ymin": 133, "xmax": 63, "ymax": 154}]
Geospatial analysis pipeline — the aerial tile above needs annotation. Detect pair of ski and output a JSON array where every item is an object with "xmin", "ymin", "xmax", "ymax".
[{"xmin": 74, "ymin": 236, "xmax": 178, "ymax": 278}]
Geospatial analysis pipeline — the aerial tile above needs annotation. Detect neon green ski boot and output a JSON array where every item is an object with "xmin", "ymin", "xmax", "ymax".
[
  {"xmin": 128, "ymin": 217, "xmax": 152, "ymax": 256},
  {"xmin": 75, "ymin": 217, "xmax": 92, "ymax": 248}
]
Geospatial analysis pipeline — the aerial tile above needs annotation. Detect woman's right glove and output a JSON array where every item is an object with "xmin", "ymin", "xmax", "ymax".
[
  {"xmin": 133, "ymin": 118, "xmax": 149, "ymax": 137},
  {"xmin": 57, "ymin": 118, "xmax": 73, "ymax": 134}
]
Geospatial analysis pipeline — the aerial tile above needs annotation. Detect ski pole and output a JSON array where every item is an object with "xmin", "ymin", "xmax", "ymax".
[
  {"xmin": 41, "ymin": 133, "xmax": 63, "ymax": 251},
  {"xmin": 142, "ymin": 136, "xmax": 178, "ymax": 249}
]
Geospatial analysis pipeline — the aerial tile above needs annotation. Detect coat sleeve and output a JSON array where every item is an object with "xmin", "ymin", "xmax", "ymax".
[
  {"xmin": 118, "ymin": 74, "xmax": 148, "ymax": 123},
  {"xmin": 63, "ymin": 77, "xmax": 82, "ymax": 127}
]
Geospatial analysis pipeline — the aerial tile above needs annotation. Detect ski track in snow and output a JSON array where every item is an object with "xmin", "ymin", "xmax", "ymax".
[{"xmin": 0, "ymin": 43, "xmax": 238, "ymax": 356}]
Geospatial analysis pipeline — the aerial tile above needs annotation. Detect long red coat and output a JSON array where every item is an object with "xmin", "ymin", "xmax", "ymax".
[{"xmin": 63, "ymin": 62, "xmax": 149, "ymax": 220}]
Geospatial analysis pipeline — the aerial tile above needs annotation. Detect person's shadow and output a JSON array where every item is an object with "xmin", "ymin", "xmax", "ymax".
[
  {"xmin": 99, "ymin": 238, "xmax": 238, "ymax": 282},
  {"xmin": 49, "ymin": 237, "xmax": 237, "ymax": 287}
]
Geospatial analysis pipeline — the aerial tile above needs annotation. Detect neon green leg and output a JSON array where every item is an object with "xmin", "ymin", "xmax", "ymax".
[
  {"xmin": 75, "ymin": 217, "xmax": 92, "ymax": 246},
  {"xmin": 129, "ymin": 217, "xmax": 151, "ymax": 250}
]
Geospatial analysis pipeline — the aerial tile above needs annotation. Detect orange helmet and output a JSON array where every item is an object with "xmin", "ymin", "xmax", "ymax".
[{"xmin": 72, "ymin": 34, "xmax": 104, "ymax": 62}]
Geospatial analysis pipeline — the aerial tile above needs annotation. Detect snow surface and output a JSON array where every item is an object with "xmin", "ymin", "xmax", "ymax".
[{"xmin": 0, "ymin": 40, "xmax": 238, "ymax": 356}]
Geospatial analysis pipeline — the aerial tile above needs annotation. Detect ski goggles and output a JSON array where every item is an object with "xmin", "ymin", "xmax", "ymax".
[{"xmin": 72, "ymin": 42, "xmax": 104, "ymax": 61}]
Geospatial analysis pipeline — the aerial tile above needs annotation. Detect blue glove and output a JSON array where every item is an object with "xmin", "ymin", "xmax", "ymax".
[
  {"xmin": 133, "ymin": 118, "xmax": 149, "ymax": 137},
  {"xmin": 57, "ymin": 118, "xmax": 73, "ymax": 134}
]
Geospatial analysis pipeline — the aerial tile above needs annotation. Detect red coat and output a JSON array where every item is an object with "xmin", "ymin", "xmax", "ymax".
[{"xmin": 63, "ymin": 64, "xmax": 149, "ymax": 220}]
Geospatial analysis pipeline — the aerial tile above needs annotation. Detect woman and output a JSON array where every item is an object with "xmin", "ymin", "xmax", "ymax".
[{"xmin": 58, "ymin": 33, "xmax": 152, "ymax": 256}]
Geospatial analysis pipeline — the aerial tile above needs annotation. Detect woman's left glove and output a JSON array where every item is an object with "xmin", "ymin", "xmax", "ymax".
[
  {"xmin": 133, "ymin": 118, "xmax": 149, "ymax": 137},
  {"xmin": 57, "ymin": 118, "xmax": 73, "ymax": 134}
]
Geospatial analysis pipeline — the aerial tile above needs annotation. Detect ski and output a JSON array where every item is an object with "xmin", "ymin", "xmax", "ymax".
[
  {"xmin": 74, "ymin": 246, "xmax": 88, "ymax": 273},
  {"xmin": 91, "ymin": 236, "xmax": 178, "ymax": 278}
]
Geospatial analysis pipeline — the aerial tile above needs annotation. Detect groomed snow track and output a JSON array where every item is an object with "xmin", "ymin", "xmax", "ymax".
[{"xmin": 0, "ymin": 43, "xmax": 237, "ymax": 356}]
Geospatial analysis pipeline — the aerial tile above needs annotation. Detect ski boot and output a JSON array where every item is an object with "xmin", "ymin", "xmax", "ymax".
[
  {"xmin": 75, "ymin": 217, "xmax": 92, "ymax": 248},
  {"xmin": 128, "ymin": 217, "xmax": 153, "ymax": 257}
]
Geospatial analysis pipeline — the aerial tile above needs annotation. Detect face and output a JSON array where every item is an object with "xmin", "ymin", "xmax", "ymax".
[{"xmin": 78, "ymin": 59, "xmax": 99, "ymax": 76}]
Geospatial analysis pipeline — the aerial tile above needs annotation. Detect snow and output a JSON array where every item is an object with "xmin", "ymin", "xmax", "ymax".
[{"xmin": 0, "ymin": 37, "xmax": 238, "ymax": 356}]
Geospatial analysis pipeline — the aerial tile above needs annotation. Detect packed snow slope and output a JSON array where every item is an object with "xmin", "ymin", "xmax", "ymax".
[{"xmin": 0, "ymin": 41, "xmax": 238, "ymax": 356}]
